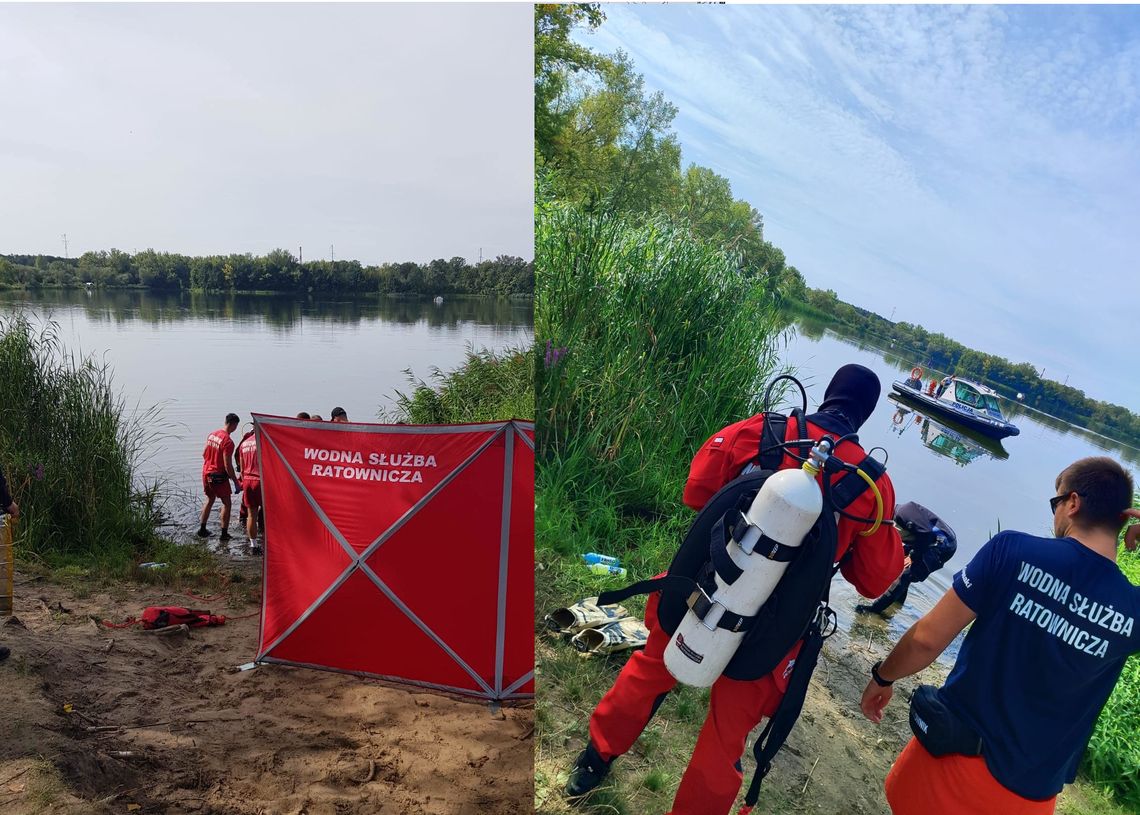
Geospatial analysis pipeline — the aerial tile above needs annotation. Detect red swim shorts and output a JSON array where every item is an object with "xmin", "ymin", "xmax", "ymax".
[
  {"xmin": 885, "ymin": 738, "xmax": 1056, "ymax": 815},
  {"xmin": 242, "ymin": 479, "xmax": 262, "ymax": 511}
]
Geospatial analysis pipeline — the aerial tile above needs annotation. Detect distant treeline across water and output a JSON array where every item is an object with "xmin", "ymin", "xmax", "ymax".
[
  {"xmin": 0, "ymin": 249, "xmax": 533, "ymax": 296},
  {"xmin": 793, "ymin": 295, "xmax": 1140, "ymax": 450}
]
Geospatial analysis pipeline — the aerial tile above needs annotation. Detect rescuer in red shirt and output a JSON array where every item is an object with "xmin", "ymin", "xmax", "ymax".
[
  {"xmin": 237, "ymin": 428, "xmax": 262, "ymax": 550},
  {"xmin": 566, "ymin": 364, "xmax": 905, "ymax": 814},
  {"xmin": 197, "ymin": 413, "xmax": 241, "ymax": 541}
]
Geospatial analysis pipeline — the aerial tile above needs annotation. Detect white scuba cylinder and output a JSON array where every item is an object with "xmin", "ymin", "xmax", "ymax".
[{"xmin": 663, "ymin": 460, "xmax": 825, "ymax": 687}]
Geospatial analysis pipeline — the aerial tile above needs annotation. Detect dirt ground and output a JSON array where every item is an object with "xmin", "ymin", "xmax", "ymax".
[{"xmin": 0, "ymin": 567, "xmax": 533, "ymax": 815}]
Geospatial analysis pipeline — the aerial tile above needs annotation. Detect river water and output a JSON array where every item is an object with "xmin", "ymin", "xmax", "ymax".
[
  {"xmin": 0, "ymin": 289, "xmax": 533, "ymax": 521},
  {"xmin": 778, "ymin": 317, "xmax": 1139, "ymax": 658}
]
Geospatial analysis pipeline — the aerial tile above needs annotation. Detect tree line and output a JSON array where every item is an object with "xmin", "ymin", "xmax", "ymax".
[
  {"xmin": 536, "ymin": 3, "xmax": 1140, "ymax": 451},
  {"xmin": 0, "ymin": 249, "xmax": 532, "ymax": 296},
  {"xmin": 535, "ymin": 4, "xmax": 802, "ymax": 299}
]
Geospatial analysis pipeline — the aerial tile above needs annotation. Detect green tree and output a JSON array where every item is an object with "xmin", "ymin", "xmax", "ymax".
[{"xmin": 535, "ymin": 4, "xmax": 608, "ymax": 163}]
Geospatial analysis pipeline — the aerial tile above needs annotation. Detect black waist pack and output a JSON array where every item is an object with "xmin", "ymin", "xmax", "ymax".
[
  {"xmin": 909, "ymin": 685, "xmax": 983, "ymax": 757},
  {"xmin": 207, "ymin": 472, "xmax": 229, "ymax": 485}
]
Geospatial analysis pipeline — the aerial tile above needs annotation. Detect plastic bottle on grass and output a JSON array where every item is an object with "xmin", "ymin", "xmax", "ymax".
[{"xmin": 581, "ymin": 553, "xmax": 621, "ymax": 567}]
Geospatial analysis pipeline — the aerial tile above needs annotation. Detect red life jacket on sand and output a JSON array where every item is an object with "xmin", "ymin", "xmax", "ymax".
[{"xmin": 141, "ymin": 606, "xmax": 227, "ymax": 629}]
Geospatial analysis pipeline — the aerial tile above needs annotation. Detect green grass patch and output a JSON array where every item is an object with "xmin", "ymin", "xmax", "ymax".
[
  {"xmin": 0, "ymin": 313, "xmax": 169, "ymax": 569},
  {"xmin": 383, "ymin": 344, "xmax": 535, "ymax": 424}
]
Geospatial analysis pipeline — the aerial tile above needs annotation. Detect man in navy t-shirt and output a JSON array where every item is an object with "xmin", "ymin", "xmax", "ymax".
[{"xmin": 859, "ymin": 456, "xmax": 1140, "ymax": 815}]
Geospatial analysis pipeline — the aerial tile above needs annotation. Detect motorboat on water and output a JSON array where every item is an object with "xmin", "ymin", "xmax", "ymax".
[
  {"xmin": 887, "ymin": 396, "xmax": 1009, "ymax": 464},
  {"xmin": 892, "ymin": 371, "xmax": 1019, "ymax": 440}
]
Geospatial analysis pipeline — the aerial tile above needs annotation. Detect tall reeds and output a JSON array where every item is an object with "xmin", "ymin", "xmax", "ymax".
[
  {"xmin": 0, "ymin": 313, "xmax": 164, "ymax": 565},
  {"xmin": 536, "ymin": 201, "xmax": 782, "ymax": 522}
]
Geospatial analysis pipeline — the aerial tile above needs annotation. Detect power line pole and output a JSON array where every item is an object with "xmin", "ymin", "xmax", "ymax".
[
  {"xmin": 330, "ymin": 244, "xmax": 334, "ymax": 262},
  {"xmin": 61, "ymin": 233, "xmax": 68, "ymax": 259},
  {"xmin": 299, "ymin": 246, "xmax": 303, "ymax": 264}
]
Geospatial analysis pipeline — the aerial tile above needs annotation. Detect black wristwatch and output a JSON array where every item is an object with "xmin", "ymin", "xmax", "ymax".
[{"xmin": 871, "ymin": 660, "xmax": 895, "ymax": 687}]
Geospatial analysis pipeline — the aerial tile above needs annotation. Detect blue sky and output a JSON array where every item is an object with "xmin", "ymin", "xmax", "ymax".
[{"xmin": 581, "ymin": 5, "xmax": 1139, "ymax": 409}]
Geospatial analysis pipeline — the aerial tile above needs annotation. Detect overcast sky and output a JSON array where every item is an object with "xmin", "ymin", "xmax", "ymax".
[
  {"xmin": 583, "ymin": 5, "xmax": 1139, "ymax": 409},
  {"xmin": 0, "ymin": 3, "xmax": 532, "ymax": 265}
]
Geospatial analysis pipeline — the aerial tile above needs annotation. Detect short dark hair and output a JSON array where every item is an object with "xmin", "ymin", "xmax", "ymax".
[
  {"xmin": 225, "ymin": 413, "xmax": 240, "ymax": 426},
  {"xmin": 330, "ymin": 406, "xmax": 347, "ymax": 419},
  {"xmin": 1055, "ymin": 457, "xmax": 1134, "ymax": 533},
  {"xmin": 296, "ymin": 412, "xmax": 311, "ymax": 420}
]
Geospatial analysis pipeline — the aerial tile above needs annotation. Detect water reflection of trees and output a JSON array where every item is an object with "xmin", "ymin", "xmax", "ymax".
[{"xmin": 1, "ymin": 290, "xmax": 534, "ymax": 331}]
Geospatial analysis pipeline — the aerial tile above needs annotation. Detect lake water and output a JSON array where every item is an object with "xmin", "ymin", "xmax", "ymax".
[
  {"xmin": 0, "ymin": 289, "xmax": 533, "ymax": 523},
  {"xmin": 778, "ymin": 317, "xmax": 1140, "ymax": 658}
]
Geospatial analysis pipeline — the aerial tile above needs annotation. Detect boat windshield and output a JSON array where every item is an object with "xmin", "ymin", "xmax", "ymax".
[
  {"xmin": 953, "ymin": 382, "xmax": 980, "ymax": 407},
  {"xmin": 980, "ymin": 394, "xmax": 1003, "ymax": 416}
]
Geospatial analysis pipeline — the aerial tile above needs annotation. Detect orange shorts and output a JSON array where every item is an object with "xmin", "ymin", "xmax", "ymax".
[{"xmin": 885, "ymin": 738, "xmax": 1056, "ymax": 815}]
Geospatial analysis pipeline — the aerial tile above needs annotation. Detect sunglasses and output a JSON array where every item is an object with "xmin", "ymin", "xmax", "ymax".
[{"xmin": 1050, "ymin": 492, "xmax": 1083, "ymax": 514}]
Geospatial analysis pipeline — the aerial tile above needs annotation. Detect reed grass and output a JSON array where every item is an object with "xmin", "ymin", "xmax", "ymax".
[
  {"xmin": 0, "ymin": 313, "xmax": 165, "ymax": 567},
  {"xmin": 1080, "ymin": 510, "xmax": 1140, "ymax": 810},
  {"xmin": 383, "ymin": 344, "xmax": 535, "ymax": 424},
  {"xmin": 536, "ymin": 201, "xmax": 783, "ymax": 521}
]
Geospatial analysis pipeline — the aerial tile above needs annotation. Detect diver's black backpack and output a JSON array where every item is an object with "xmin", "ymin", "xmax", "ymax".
[{"xmin": 603, "ymin": 410, "xmax": 882, "ymax": 680}]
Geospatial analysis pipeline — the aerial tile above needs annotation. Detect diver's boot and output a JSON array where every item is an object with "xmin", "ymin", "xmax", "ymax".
[{"xmin": 565, "ymin": 742, "xmax": 613, "ymax": 799}]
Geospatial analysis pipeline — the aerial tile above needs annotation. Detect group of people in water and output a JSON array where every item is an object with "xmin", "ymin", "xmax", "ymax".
[{"xmin": 197, "ymin": 407, "xmax": 349, "ymax": 550}]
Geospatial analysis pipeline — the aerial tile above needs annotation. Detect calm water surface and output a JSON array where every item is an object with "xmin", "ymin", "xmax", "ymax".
[
  {"xmin": 0, "ymin": 289, "xmax": 533, "ymax": 520},
  {"xmin": 779, "ymin": 318, "xmax": 1139, "ymax": 660}
]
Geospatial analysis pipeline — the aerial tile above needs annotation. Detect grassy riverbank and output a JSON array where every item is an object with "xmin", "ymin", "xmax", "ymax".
[{"xmin": 0, "ymin": 313, "xmax": 172, "ymax": 570}]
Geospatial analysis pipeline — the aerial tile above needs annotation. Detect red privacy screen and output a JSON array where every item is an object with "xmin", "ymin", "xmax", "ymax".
[{"xmin": 253, "ymin": 415, "xmax": 534, "ymax": 701}]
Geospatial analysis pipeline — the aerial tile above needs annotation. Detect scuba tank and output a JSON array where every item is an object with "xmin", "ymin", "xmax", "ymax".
[{"xmin": 663, "ymin": 438, "xmax": 833, "ymax": 687}]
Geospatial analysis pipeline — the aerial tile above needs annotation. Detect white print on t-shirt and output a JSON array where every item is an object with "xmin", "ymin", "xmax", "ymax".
[
  {"xmin": 1009, "ymin": 592, "xmax": 1111, "ymax": 658},
  {"xmin": 1016, "ymin": 561, "xmax": 1134, "ymax": 637}
]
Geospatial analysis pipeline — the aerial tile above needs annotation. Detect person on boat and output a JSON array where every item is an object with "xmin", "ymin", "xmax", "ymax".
[
  {"xmin": 565, "ymin": 364, "xmax": 905, "ymax": 814},
  {"xmin": 330, "ymin": 406, "xmax": 348, "ymax": 423},
  {"xmin": 197, "ymin": 413, "xmax": 241, "ymax": 541},
  {"xmin": 856, "ymin": 503, "xmax": 957, "ymax": 615},
  {"xmin": 296, "ymin": 411, "xmax": 311, "ymax": 420},
  {"xmin": 935, "ymin": 375, "xmax": 955, "ymax": 398},
  {"xmin": 861, "ymin": 456, "xmax": 1140, "ymax": 815},
  {"xmin": 237, "ymin": 428, "xmax": 263, "ymax": 552}
]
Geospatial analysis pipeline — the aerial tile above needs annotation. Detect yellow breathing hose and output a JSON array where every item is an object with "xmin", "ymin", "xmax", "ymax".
[
  {"xmin": 802, "ymin": 446, "xmax": 885, "ymax": 536},
  {"xmin": 854, "ymin": 466, "xmax": 884, "ymax": 536}
]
